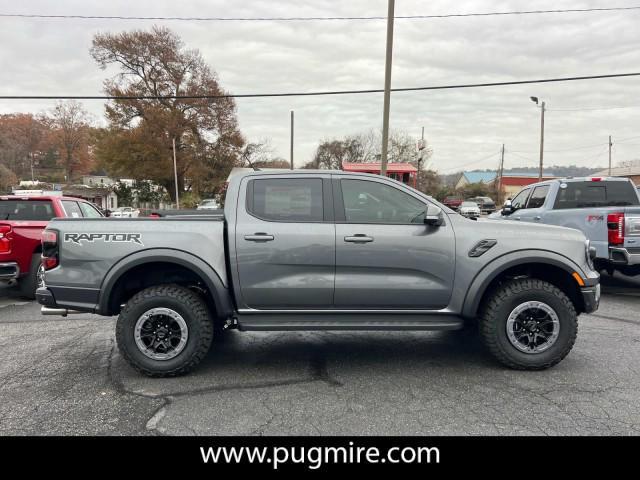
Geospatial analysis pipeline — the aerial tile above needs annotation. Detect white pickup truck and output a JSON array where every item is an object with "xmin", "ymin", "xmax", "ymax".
[{"xmin": 490, "ymin": 177, "xmax": 640, "ymax": 276}]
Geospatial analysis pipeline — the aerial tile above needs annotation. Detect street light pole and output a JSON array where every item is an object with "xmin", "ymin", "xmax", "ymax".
[
  {"xmin": 380, "ymin": 0, "xmax": 395, "ymax": 177},
  {"xmin": 530, "ymin": 96, "xmax": 545, "ymax": 181},
  {"xmin": 538, "ymin": 101, "xmax": 545, "ymax": 181}
]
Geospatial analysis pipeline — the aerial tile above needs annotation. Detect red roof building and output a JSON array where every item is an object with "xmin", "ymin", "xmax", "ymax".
[
  {"xmin": 497, "ymin": 175, "xmax": 556, "ymax": 199},
  {"xmin": 342, "ymin": 162, "xmax": 418, "ymax": 187}
]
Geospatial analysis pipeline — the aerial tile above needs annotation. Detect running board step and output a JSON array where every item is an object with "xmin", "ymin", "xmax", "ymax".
[{"xmin": 236, "ymin": 314, "xmax": 464, "ymax": 331}]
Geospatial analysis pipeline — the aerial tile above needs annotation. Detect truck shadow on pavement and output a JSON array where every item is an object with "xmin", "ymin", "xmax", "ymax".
[{"xmin": 113, "ymin": 328, "xmax": 493, "ymax": 399}]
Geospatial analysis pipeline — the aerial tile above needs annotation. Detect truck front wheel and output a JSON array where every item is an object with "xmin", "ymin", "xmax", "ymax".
[
  {"xmin": 116, "ymin": 284, "xmax": 214, "ymax": 377},
  {"xmin": 479, "ymin": 279, "xmax": 578, "ymax": 370}
]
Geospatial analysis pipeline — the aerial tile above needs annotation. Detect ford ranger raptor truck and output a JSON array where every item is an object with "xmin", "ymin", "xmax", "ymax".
[{"xmin": 37, "ymin": 171, "xmax": 600, "ymax": 376}]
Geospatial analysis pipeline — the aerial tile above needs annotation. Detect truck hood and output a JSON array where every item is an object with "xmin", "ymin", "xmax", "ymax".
[{"xmin": 471, "ymin": 217, "xmax": 586, "ymax": 243}]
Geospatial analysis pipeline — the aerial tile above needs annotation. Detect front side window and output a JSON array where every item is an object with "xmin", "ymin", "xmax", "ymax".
[
  {"xmin": 527, "ymin": 185, "xmax": 550, "ymax": 209},
  {"xmin": 511, "ymin": 189, "xmax": 531, "ymax": 210},
  {"xmin": 340, "ymin": 179, "xmax": 426, "ymax": 224},
  {"xmin": 248, "ymin": 178, "xmax": 323, "ymax": 222}
]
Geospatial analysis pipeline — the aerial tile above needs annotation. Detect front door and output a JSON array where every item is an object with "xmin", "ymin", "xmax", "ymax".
[
  {"xmin": 516, "ymin": 184, "xmax": 550, "ymax": 223},
  {"xmin": 235, "ymin": 175, "xmax": 335, "ymax": 309},
  {"xmin": 333, "ymin": 177, "xmax": 455, "ymax": 309}
]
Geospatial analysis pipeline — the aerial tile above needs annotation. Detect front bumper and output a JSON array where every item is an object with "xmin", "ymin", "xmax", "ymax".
[
  {"xmin": 581, "ymin": 284, "xmax": 601, "ymax": 313},
  {"xmin": 609, "ymin": 247, "xmax": 640, "ymax": 265},
  {"xmin": 0, "ymin": 262, "xmax": 19, "ymax": 280}
]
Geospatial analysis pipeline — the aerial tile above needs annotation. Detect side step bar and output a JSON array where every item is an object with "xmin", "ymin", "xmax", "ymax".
[
  {"xmin": 236, "ymin": 313, "xmax": 464, "ymax": 331},
  {"xmin": 41, "ymin": 307, "xmax": 85, "ymax": 317}
]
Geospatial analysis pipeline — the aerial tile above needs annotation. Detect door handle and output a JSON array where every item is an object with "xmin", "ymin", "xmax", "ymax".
[
  {"xmin": 513, "ymin": 217, "xmax": 521, "ymax": 221},
  {"xmin": 344, "ymin": 234, "xmax": 374, "ymax": 243},
  {"xmin": 534, "ymin": 216, "xmax": 542, "ymax": 221},
  {"xmin": 244, "ymin": 233, "xmax": 275, "ymax": 242}
]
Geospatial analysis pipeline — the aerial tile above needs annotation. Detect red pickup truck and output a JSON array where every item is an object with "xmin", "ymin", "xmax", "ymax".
[{"xmin": 0, "ymin": 194, "xmax": 103, "ymax": 298}]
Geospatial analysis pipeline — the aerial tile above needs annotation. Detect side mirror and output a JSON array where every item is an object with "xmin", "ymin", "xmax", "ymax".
[
  {"xmin": 424, "ymin": 204, "xmax": 444, "ymax": 226},
  {"xmin": 501, "ymin": 200, "xmax": 513, "ymax": 216}
]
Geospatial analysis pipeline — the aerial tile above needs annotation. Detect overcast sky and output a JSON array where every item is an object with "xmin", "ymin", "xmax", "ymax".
[{"xmin": 1, "ymin": 0, "xmax": 639, "ymax": 172}]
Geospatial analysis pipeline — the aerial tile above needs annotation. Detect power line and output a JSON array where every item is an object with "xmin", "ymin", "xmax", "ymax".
[
  {"xmin": 2, "ymin": 72, "xmax": 640, "ymax": 101},
  {"xmin": 617, "ymin": 135, "xmax": 640, "ymax": 143},
  {"xmin": 549, "ymin": 105, "xmax": 640, "ymax": 112},
  {"xmin": 440, "ymin": 151, "xmax": 501, "ymax": 173},
  {"xmin": 2, "ymin": 6, "xmax": 640, "ymax": 22},
  {"xmin": 511, "ymin": 142, "xmax": 608, "ymax": 154}
]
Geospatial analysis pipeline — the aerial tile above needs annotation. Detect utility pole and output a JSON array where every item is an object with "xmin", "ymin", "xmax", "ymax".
[
  {"xmin": 608, "ymin": 135, "xmax": 613, "ymax": 176},
  {"xmin": 538, "ymin": 101, "xmax": 545, "ymax": 181},
  {"xmin": 290, "ymin": 110, "xmax": 294, "ymax": 170},
  {"xmin": 416, "ymin": 126, "xmax": 425, "ymax": 189},
  {"xmin": 498, "ymin": 144, "xmax": 505, "ymax": 203},
  {"xmin": 380, "ymin": 0, "xmax": 395, "ymax": 177},
  {"xmin": 172, "ymin": 137, "xmax": 180, "ymax": 209}
]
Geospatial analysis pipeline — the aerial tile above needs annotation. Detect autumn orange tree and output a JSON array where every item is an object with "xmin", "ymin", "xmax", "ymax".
[
  {"xmin": 0, "ymin": 113, "xmax": 50, "ymax": 180},
  {"xmin": 47, "ymin": 101, "xmax": 94, "ymax": 181},
  {"xmin": 91, "ymin": 26, "xmax": 244, "ymax": 200}
]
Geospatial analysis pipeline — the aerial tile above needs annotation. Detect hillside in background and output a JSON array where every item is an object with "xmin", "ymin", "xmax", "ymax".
[{"xmin": 441, "ymin": 165, "xmax": 604, "ymax": 186}]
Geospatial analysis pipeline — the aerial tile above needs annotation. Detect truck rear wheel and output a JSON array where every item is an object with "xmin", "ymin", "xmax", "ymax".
[
  {"xmin": 18, "ymin": 254, "xmax": 44, "ymax": 300},
  {"xmin": 116, "ymin": 284, "xmax": 214, "ymax": 377},
  {"xmin": 479, "ymin": 278, "xmax": 577, "ymax": 370}
]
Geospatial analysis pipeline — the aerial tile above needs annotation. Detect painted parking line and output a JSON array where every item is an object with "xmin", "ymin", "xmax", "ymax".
[{"xmin": 0, "ymin": 298, "xmax": 30, "ymax": 309}]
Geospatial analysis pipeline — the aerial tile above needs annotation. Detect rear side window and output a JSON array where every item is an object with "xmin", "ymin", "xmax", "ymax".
[
  {"xmin": 0, "ymin": 200, "xmax": 55, "ymax": 220},
  {"xmin": 79, "ymin": 202, "xmax": 103, "ymax": 218},
  {"xmin": 527, "ymin": 185, "xmax": 550, "ymax": 209},
  {"xmin": 61, "ymin": 200, "xmax": 83, "ymax": 218},
  {"xmin": 248, "ymin": 178, "xmax": 323, "ymax": 222},
  {"xmin": 553, "ymin": 181, "xmax": 640, "ymax": 209}
]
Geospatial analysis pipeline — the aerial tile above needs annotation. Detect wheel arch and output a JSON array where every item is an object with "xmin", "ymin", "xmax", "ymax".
[
  {"xmin": 97, "ymin": 249, "xmax": 233, "ymax": 318},
  {"xmin": 462, "ymin": 250, "xmax": 587, "ymax": 318}
]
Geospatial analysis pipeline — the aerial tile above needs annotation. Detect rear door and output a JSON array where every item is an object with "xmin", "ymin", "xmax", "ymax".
[
  {"xmin": 234, "ymin": 175, "xmax": 335, "ymax": 309},
  {"xmin": 333, "ymin": 176, "xmax": 455, "ymax": 309}
]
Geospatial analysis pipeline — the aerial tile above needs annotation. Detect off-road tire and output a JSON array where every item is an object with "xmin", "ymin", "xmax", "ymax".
[
  {"xmin": 479, "ymin": 278, "xmax": 578, "ymax": 370},
  {"xmin": 116, "ymin": 284, "xmax": 214, "ymax": 377},
  {"xmin": 18, "ymin": 254, "xmax": 42, "ymax": 299}
]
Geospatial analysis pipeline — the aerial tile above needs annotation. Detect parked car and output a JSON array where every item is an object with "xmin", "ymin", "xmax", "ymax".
[
  {"xmin": 489, "ymin": 177, "xmax": 640, "ymax": 276},
  {"xmin": 0, "ymin": 193, "xmax": 103, "ymax": 298},
  {"xmin": 443, "ymin": 195, "xmax": 463, "ymax": 210},
  {"xmin": 459, "ymin": 201, "xmax": 481, "ymax": 219},
  {"xmin": 111, "ymin": 207, "xmax": 140, "ymax": 218},
  {"xmin": 468, "ymin": 196, "xmax": 497, "ymax": 214},
  {"xmin": 197, "ymin": 198, "xmax": 220, "ymax": 210},
  {"xmin": 38, "ymin": 170, "xmax": 599, "ymax": 376}
]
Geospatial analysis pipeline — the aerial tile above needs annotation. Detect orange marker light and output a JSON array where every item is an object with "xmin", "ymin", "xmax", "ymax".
[{"xmin": 572, "ymin": 272, "xmax": 586, "ymax": 287}]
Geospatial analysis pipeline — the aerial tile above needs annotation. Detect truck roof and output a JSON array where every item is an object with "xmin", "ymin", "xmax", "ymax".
[
  {"xmin": 531, "ymin": 176, "xmax": 633, "ymax": 185},
  {"xmin": 0, "ymin": 195, "xmax": 83, "ymax": 201}
]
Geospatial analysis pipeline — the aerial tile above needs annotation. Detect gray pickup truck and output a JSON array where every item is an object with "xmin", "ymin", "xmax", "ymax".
[
  {"xmin": 37, "ymin": 170, "xmax": 600, "ymax": 376},
  {"xmin": 489, "ymin": 177, "xmax": 640, "ymax": 276}
]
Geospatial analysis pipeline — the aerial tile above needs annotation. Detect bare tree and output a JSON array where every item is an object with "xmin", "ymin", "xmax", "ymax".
[{"xmin": 48, "ymin": 101, "xmax": 93, "ymax": 181}]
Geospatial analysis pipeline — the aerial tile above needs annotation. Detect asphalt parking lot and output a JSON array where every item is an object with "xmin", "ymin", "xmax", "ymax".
[{"xmin": 1, "ymin": 275, "xmax": 639, "ymax": 436}]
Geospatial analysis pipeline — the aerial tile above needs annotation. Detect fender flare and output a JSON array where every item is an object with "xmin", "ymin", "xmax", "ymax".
[
  {"xmin": 97, "ymin": 248, "xmax": 233, "ymax": 318},
  {"xmin": 461, "ymin": 249, "xmax": 586, "ymax": 318}
]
